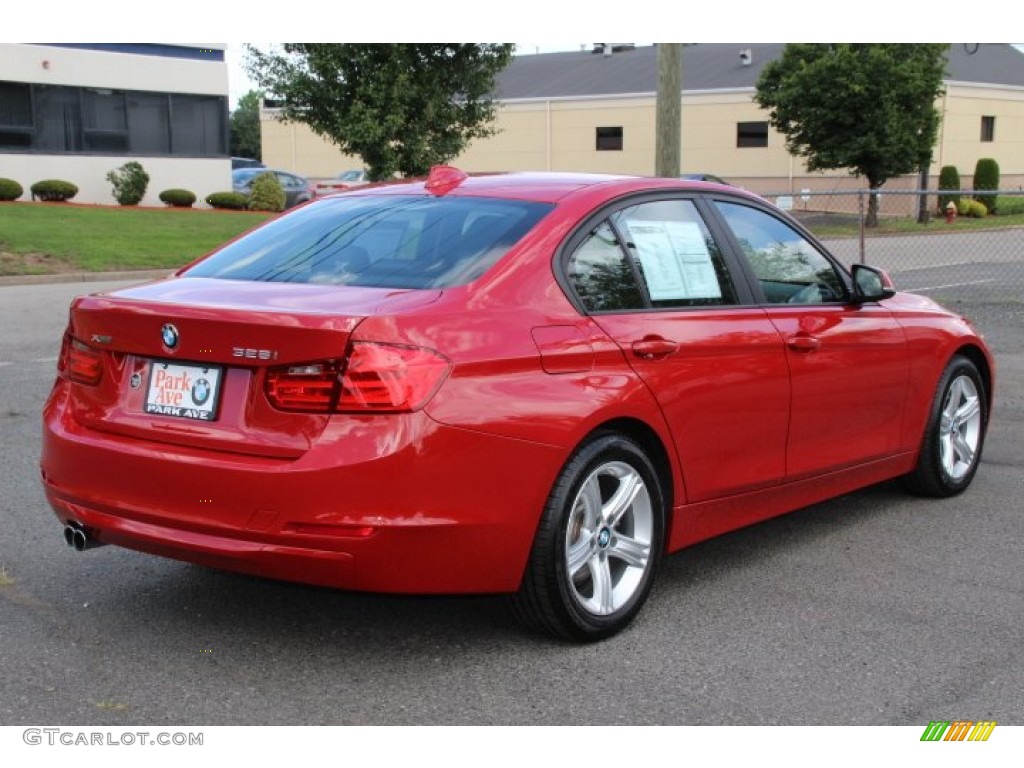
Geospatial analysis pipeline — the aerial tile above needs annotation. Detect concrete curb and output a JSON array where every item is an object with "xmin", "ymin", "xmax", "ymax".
[{"xmin": 0, "ymin": 269, "xmax": 173, "ymax": 287}]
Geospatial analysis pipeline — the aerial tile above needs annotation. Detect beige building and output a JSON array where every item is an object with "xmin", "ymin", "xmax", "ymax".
[
  {"xmin": 0, "ymin": 43, "xmax": 230, "ymax": 206},
  {"xmin": 261, "ymin": 44, "xmax": 1024, "ymax": 212}
]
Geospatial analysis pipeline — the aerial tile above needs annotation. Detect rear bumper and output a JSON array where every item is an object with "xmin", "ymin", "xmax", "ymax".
[{"xmin": 42, "ymin": 383, "xmax": 563, "ymax": 593}]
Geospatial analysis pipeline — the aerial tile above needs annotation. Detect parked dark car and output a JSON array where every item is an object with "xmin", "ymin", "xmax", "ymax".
[
  {"xmin": 231, "ymin": 157, "xmax": 265, "ymax": 170},
  {"xmin": 232, "ymin": 169, "xmax": 314, "ymax": 209},
  {"xmin": 680, "ymin": 173, "xmax": 731, "ymax": 185}
]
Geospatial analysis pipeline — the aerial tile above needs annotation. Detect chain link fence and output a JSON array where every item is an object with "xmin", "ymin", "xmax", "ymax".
[{"xmin": 763, "ymin": 189, "xmax": 1024, "ymax": 306}]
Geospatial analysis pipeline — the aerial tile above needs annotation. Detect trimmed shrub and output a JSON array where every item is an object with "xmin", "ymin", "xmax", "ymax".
[
  {"xmin": 966, "ymin": 200, "xmax": 988, "ymax": 218},
  {"xmin": 30, "ymin": 179, "xmax": 78, "ymax": 202},
  {"xmin": 973, "ymin": 158, "xmax": 999, "ymax": 214},
  {"xmin": 937, "ymin": 165, "xmax": 960, "ymax": 213},
  {"xmin": 0, "ymin": 178, "xmax": 23, "ymax": 201},
  {"xmin": 106, "ymin": 161, "xmax": 150, "ymax": 206},
  {"xmin": 957, "ymin": 200, "xmax": 971, "ymax": 216},
  {"xmin": 159, "ymin": 188, "xmax": 197, "ymax": 208},
  {"xmin": 995, "ymin": 195, "xmax": 1024, "ymax": 215},
  {"xmin": 247, "ymin": 172, "xmax": 286, "ymax": 212},
  {"xmin": 206, "ymin": 191, "xmax": 249, "ymax": 210}
]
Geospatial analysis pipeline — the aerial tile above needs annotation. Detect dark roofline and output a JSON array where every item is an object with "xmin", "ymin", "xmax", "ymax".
[{"xmin": 494, "ymin": 44, "xmax": 1024, "ymax": 101}]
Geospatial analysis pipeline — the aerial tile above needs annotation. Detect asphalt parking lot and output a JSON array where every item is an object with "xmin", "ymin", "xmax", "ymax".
[{"xmin": 1, "ymin": 274, "xmax": 1021, "ymax": 726}]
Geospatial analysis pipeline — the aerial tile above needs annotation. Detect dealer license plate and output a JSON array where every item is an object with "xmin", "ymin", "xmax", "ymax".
[{"xmin": 144, "ymin": 360, "xmax": 223, "ymax": 421}]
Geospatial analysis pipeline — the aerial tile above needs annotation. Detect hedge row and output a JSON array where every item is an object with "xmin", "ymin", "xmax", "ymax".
[
  {"xmin": 938, "ymin": 158, "xmax": 1006, "ymax": 217},
  {"xmin": 0, "ymin": 176, "xmax": 207, "ymax": 209}
]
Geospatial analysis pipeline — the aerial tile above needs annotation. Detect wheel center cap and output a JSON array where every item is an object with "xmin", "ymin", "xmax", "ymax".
[{"xmin": 597, "ymin": 527, "xmax": 611, "ymax": 549}]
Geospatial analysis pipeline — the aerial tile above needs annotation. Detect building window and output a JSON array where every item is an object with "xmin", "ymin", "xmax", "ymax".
[
  {"xmin": 981, "ymin": 115, "xmax": 995, "ymax": 142},
  {"xmin": 0, "ymin": 79, "xmax": 227, "ymax": 157},
  {"xmin": 83, "ymin": 88, "xmax": 128, "ymax": 152},
  {"xmin": 737, "ymin": 121, "xmax": 768, "ymax": 148},
  {"xmin": 596, "ymin": 126, "xmax": 623, "ymax": 151},
  {"xmin": 0, "ymin": 81, "xmax": 33, "ymax": 148}
]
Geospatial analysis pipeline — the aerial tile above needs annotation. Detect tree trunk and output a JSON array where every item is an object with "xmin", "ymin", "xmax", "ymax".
[
  {"xmin": 866, "ymin": 186, "xmax": 880, "ymax": 228},
  {"xmin": 655, "ymin": 44, "xmax": 682, "ymax": 177},
  {"xmin": 917, "ymin": 165, "xmax": 930, "ymax": 224}
]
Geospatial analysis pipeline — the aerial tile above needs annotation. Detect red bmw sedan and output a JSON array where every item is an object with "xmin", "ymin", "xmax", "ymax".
[{"xmin": 42, "ymin": 167, "xmax": 994, "ymax": 641}]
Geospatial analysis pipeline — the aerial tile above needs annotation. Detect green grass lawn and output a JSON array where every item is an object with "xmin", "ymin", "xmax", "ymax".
[
  {"xmin": 2, "ymin": 198, "xmax": 1023, "ymax": 276},
  {"xmin": 801, "ymin": 211, "xmax": 1024, "ymax": 239},
  {"xmin": 0, "ymin": 203, "xmax": 274, "ymax": 275}
]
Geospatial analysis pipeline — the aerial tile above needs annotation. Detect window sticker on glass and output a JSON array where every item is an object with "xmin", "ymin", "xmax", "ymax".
[{"xmin": 626, "ymin": 221, "xmax": 722, "ymax": 301}]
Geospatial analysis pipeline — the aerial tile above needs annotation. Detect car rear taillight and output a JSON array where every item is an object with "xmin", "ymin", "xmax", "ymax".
[
  {"xmin": 264, "ymin": 342, "xmax": 450, "ymax": 414},
  {"xmin": 57, "ymin": 334, "xmax": 103, "ymax": 385},
  {"xmin": 264, "ymin": 362, "xmax": 340, "ymax": 411}
]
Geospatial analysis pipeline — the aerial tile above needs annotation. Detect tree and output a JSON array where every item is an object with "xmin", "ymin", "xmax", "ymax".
[
  {"xmin": 755, "ymin": 44, "xmax": 948, "ymax": 226},
  {"xmin": 230, "ymin": 90, "xmax": 263, "ymax": 160},
  {"xmin": 244, "ymin": 44, "xmax": 515, "ymax": 181}
]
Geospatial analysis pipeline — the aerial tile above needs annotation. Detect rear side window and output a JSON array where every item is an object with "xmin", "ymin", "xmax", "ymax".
[
  {"xmin": 185, "ymin": 195, "xmax": 553, "ymax": 288},
  {"xmin": 567, "ymin": 222, "xmax": 645, "ymax": 312},
  {"xmin": 566, "ymin": 198, "xmax": 738, "ymax": 313}
]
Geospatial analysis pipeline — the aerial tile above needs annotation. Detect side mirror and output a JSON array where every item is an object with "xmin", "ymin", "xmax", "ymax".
[{"xmin": 851, "ymin": 264, "xmax": 896, "ymax": 303}]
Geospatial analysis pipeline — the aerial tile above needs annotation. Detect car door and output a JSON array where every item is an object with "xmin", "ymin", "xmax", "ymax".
[
  {"xmin": 563, "ymin": 196, "xmax": 791, "ymax": 503},
  {"xmin": 711, "ymin": 199, "xmax": 910, "ymax": 479},
  {"xmin": 275, "ymin": 172, "xmax": 301, "ymax": 208}
]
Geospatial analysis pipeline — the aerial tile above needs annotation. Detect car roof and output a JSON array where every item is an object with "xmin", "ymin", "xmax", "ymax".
[{"xmin": 337, "ymin": 171, "xmax": 757, "ymax": 205}]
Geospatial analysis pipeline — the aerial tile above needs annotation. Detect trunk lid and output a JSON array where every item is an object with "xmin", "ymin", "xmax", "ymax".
[{"xmin": 63, "ymin": 277, "xmax": 441, "ymax": 458}]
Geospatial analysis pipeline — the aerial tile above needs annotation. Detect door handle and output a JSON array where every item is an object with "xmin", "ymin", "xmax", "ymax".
[
  {"xmin": 787, "ymin": 334, "xmax": 821, "ymax": 352},
  {"xmin": 632, "ymin": 338, "xmax": 679, "ymax": 359}
]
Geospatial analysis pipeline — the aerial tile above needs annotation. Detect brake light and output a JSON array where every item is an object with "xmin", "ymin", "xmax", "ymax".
[
  {"xmin": 264, "ymin": 362, "xmax": 341, "ymax": 412},
  {"xmin": 264, "ymin": 343, "xmax": 450, "ymax": 413},
  {"xmin": 57, "ymin": 334, "xmax": 103, "ymax": 385},
  {"xmin": 338, "ymin": 342, "xmax": 450, "ymax": 411}
]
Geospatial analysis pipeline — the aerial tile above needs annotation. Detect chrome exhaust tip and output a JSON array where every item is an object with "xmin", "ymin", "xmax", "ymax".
[{"xmin": 63, "ymin": 521, "xmax": 104, "ymax": 551}]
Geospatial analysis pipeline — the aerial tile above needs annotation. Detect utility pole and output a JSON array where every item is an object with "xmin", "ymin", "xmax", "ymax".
[{"xmin": 655, "ymin": 43, "xmax": 682, "ymax": 177}]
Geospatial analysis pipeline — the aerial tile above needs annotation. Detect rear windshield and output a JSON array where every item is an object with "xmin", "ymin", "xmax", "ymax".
[{"xmin": 185, "ymin": 195, "xmax": 554, "ymax": 288}]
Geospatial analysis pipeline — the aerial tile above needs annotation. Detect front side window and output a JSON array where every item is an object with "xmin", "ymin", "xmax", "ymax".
[
  {"xmin": 185, "ymin": 195, "xmax": 553, "ymax": 289},
  {"xmin": 715, "ymin": 201, "xmax": 846, "ymax": 304}
]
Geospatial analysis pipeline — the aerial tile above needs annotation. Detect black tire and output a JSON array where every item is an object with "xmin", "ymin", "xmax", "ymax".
[
  {"xmin": 511, "ymin": 433, "xmax": 665, "ymax": 642},
  {"xmin": 903, "ymin": 355, "xmax": 987, "ymax": 497}
]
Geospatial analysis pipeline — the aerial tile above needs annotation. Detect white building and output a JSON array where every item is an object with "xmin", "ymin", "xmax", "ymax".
[{"xmin": 0, "ymin": 43, "xmax": 231, "ymax": 205}]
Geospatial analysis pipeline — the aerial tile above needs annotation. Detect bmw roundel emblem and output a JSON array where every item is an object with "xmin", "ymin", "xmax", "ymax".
[
  {"xmin": 161, "ymin": 323, "xmax": 179, "ymax": 349},
  {"xmin": 192, "ymin": 378, "xmax": 211, "ymax": 405}
]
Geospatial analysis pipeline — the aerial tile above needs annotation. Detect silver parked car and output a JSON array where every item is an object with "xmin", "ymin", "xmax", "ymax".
[{"xmin": 232, "ymin": 169, "xmax": 315, "ymax": 209}]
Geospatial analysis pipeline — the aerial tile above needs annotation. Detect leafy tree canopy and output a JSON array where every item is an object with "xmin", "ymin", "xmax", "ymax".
[
  {"xmin": 755, "ymin": 44, "xmax": 948, "ymax": 225},
  {"xmin": 230, "ymin": 90, "xmax": 263, "ymax": 160},
  {"xmin": 245, "ymin": 44, "xmax": 514, "ymax": 181}
]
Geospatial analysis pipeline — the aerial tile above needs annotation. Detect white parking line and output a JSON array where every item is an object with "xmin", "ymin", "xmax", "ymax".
[
  {"xmin": 0, "ymin": 358, "xmax": 57, "ymax": 367},
  {"xmin": 905, "ymin": 279, "xmax": 995, "ymax": 293}
]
